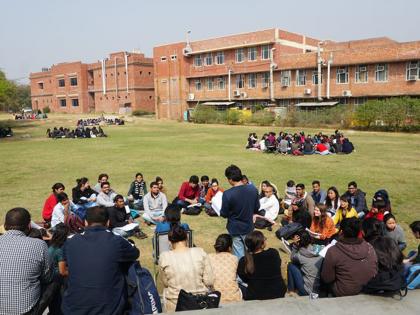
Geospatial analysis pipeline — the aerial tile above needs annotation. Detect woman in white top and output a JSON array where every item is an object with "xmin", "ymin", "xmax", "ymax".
[
  {"xmin": 325, "ymin": 186, "xmax": 341, "ymax": 217},
  {"xmin": 159, "ymin": 226, "xmax": 214, "ymax": 312}
]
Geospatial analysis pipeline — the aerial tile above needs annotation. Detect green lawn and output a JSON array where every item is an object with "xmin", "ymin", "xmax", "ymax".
[{"xmin": 0, "ymin": 113, "xmax": 419, "ymax": 272}]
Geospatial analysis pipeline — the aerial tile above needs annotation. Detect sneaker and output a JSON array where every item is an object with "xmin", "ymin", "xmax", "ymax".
[
  {"xmin": 267, "ymin": 226, "xmax": 273, "ymax": 232},
  {"xmin": 133, "ymin": 231, "xmax": 148, "ymax": 239},
  {"xmin": 280, "ymin": 237, "xmax": 292, "ymax": 254}
]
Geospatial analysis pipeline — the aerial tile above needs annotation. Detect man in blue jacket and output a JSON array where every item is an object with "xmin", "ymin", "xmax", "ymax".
[
  {"xmin": 220, "ymin": 165, "xmax": 260, "ymax": 258},
  {"xmin": 62, "ymin": 206, "xmax": 140, "ymax": 315}
]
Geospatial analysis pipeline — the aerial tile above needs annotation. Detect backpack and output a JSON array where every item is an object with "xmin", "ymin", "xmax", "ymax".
[
  {"xmin": 363, "ymin": 266, "xmax": 407, "ymax": 297},
  {"xmin": 373, "ymin": 189, "xmax": 391, "ymax": 210},
  {"xmin": 183, "ymin": 206, "xmax": 202, "ymax": 215},
  {"xmin": 275, "ymin": 222, "xmax": 303, "ymax": 240},
  {"xmin": 126, "ymin": 261, "xmax": 162, "ymax": 315}
]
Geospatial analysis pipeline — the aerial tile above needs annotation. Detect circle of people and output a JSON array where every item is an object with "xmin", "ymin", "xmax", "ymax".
[
  {"xmin": 0, "ymin": 165, "xmax": 419, "ymax": 315},
  {"xmin": 246, "ymin": 130, "xmax": 354, "ymax": 155}
]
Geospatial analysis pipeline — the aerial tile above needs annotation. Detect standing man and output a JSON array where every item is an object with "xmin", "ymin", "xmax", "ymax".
[
  {"xmin": 142, "ymin": 181, "xmax": 168, "ymax": 225},
  {"xmin": 0, "ymin": 208, "xmax": 53, "ymax": 314},
  {"xmin": 62, "ymin": 206, "xmax": 140, "ymax": 314},
  {"xmin": 311, "ymin": 180, "xmax": 327, "ymax": 204},
  {"xmin": 220, "ymin": 165, "xmax": 260, "ymax": 258}
]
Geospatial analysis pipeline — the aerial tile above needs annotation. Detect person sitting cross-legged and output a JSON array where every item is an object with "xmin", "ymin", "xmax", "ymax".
[
  {"xmin": 107, "ymin": 194, "xmax": 147, "ymax": 239},
  {"xmin": 155, "ymin": 204, "xmax": 190, "ymax": 234},
  {"xmin": 203, "ymin": 178, "xmax": 224, "ymax": 216},
  {"xmin": 42, "ymin": 182, "xmax": 65, "ymax": 226},
  {"xmin": 142, "ymin": 181, "xmax": 168, "ymax": 225},
  {"xmin": 96, "ymin": 181, "xmax": 118, "ymax": 208},
  {"xmin": 254, "ymin": 183, "xmax": 279, "ymax": 231},
  {"xmin": 51, "ymin": 192, "xmax": 79, "ymax": 229},
  {"xmin": 127, "ymin": 172, "xmax": 147, "ymax": 210},
  {"xmin": 175, "ymin": 175, "xmax": 201, "ymax": 210}
]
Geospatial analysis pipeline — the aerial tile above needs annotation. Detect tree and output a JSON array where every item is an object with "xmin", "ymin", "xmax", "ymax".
[
  {"xmin": 0, "ymin": 70, "xmax": 31, "ymax": 112},
  {"xmin": 354, "ymin": 99, "xmax": 382, "ymax": 127}
]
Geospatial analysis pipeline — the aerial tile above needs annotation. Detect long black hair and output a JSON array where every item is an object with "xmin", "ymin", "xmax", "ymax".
[
  {"xmin": 50, "ymin": 223, "xmax": 70, "ymax": 248},
  {"xmin": 244, "ymin": 231, "xmax": 266, "ymax": 275}
]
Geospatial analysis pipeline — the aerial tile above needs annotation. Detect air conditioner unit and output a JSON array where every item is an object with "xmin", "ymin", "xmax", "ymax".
[
  {"xmin": 281, "ymin": 79, "xmax": 289, "ymax": 87},
  {"xmin": 376, "ymin": 66, "xmax": 385, "ymax": 71},
  {"xmin": 343, "ymin": 90, "xmax": 352, "ymax": 97},
  {"xmin": 233, "ymin": 90, "xmax": 241, "ymax": 97},
  {"xmin": 241, "ymin": 92, "xmax": 248, "ymax": 98},
  {"xmin": 359, "ymin": 66, "xmax": 367, "ymax": 72},
  {"xmin": 407, "ymin": 75, "xmax": 418, "ymax": 81},
  {"xmin": 182, "ymin": 46, "xmax": 192, "ymax": 57},
  {"xmin": 188, "ymin": 93, "xmax": 195, "ymax": 101},
  {"xmin": 304, "ymin": 88, "xmax": 312, "ymax": 95}
]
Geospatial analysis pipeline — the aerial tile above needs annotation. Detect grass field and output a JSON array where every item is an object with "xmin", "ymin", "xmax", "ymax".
[{"xmin": 0, "ymin": 113, "xmax": 419, "ymax": 273}]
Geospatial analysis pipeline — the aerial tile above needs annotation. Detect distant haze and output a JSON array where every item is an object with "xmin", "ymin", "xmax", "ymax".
[{"xmin": 1, "ymin": 0, "xmax": 419, "ymax": 83}]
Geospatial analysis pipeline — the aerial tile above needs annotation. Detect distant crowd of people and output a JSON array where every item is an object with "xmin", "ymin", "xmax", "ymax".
[
  {"xmin": 76, "ymin": 116, "xmax": 124, "ymax": 127},
  {"xmin": 0, "ymin": 165, "xmax": 419, "ymax": 315},
  {"xmin": 14, "ymin": 110, "xmax": 48, "ymax": 120},
  {"xmin": 46, "ymin": 126, "xmax": 107, "ymax": 139},
  {"xmin": 0, "ymin": 127, "xmax": 13, "ymax": 138},
  {"xmin": 246, "ymin": 130, "xmax": 354, "ymax": 155}
]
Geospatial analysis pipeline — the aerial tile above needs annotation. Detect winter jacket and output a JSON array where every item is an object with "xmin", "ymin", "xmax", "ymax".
[
  {"xmin": 291, "ymin": 245, "xmax": 323, "ymax": 294},
  {"xmin": 343, "ymin": 190, "xmax": 368, "ymax": 214},
  {"xmin": 321, "ymin": 237, "xmax": 377, "ymax": 296}
]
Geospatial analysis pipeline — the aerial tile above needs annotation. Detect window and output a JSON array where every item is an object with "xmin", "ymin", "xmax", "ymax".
[
  {"xmin": 312, "ymin": 70, "xmax": 322, "ymax": 85},
  {"xmin": 204, "ymin": 53, "xmax": 213, "ymax": 66},
  {"xmin": 296, "ymin": 70, "xmax": 306, "ymax": 86},
  {"xmin": 336, "ymin": 67, "xmax": 349, "ymax": 84},
  {"xmin": 280, "ymin": 71, "xmax": 291, "ymax": 86},
  {"xmin": 354, "ymin": 97, "xmax": 367, "ymax": 105},
  {"xmin": 194, "ymin": 54, "xmax": 202, "ymax": 67},
  {"xmin": 236, "ymin": 74, "xmax": 245, "ymax": 89},
  {"xmin": 248, "ymin": 47, "xmax": 257, "ymax": 61},
  {"xmin": 248, "ymin": 73, "xmax": 257, "ymax": 88},
  {"xmin": 170, "ymin": 55, "xmax": 177, "ymax": 61},
  {"xmin": 58, "ymin": 78, "xmax": 65, "ymax": 87},
  {"xmin": 38, "ymin": 82, "xmax": 44, "ymax": 89},
  {"xmin": 216, "ymin": 77, "xmax": 226, "ymax": 90},
  {"xmin": 355, "ymin": 65, "xmax": 368, "ymax": 83},
  {"xmin": 160, "ymin": 56, "xmax": 167, "ymax": 62},
  {"xmin": 194, "ymin": 79, "xmax": 202, "ymax": 91},
  {"xmin": 59, "ymin": 99, "xmax": 66, "ymax": 107},
  {"xmin": 235, "ymin": 48, "xmax": 245, "ymax": 63},
  {"xmin": 261, "ymin": 72, "xmax": 270, "ymax": 88},
  {"xmin": 206, "ymin": 78, "xmax": 214, "ymax": 90},
  {"xmin": 375, "ymin": 64, "xmax": 388, "ymax": 82},
  {"xmin": 261, "ymin": 45, "xmax": 270, "ymax": 60},
  {"xmin": 406, "ymin": 61, "xmax": 419, "ymax": 80},
  {"xmin": 70, "ymin": 77, "xmax": 78, "ymax": 86},
  {"xmin": 71, "ymin": 99, "xmax": 79, "ymax": 107},
  {"xmin": 215, "ymin": 51, "xmax": 224, "ymax": 65}
]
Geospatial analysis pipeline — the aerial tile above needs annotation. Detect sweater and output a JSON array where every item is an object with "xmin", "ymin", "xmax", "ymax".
[
  {"xmin": 177, "ymin": 182, "xmax": 200, "ymax": 201},
  {"xmin": 384, "ymin": 225, "xmax": 406, "ymax": 251},
  {"xmin": 333, "ymin": 207, "xmax": 358, "ymax": 226},
  {"xmin": 127, "ymin": 180, "xmax": 147, "ymax": 200},
  {"xmin": 259, "ymin": 195, "xmax": 280, "ymax": 221},
  {"xmin": 290, "ymin": 245, "xmax": 323, "ymax": 294},
  {"xmin": 42, "ymin": 193, "xmax": 57, "ymax": 221},
  {"xmin": 205, "ymin": 187, "xmax": 224, "ymax": 203},
  {"xmin": 237, "ymin": 248, "xmax": 286, "ymax": 300},
  {"xmin": 310, "ymin": 216, "xmax": 336, "ymax": 240},
  {"xmin": 321, "ymin": 238, "xmax": 377, "ymax": 296}
]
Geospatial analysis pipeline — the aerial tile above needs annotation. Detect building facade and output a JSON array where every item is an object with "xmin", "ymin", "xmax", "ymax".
[
  {"xmin": 30, "ymin": 51, "xmax": 154, "ymax": 114},
  {"xmin": 153, "ymin": 28, "xmax": 420, "ymax": 119}
]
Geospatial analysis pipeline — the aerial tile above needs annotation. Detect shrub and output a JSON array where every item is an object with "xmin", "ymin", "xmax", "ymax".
[
  {"xmin": 132, "ymin": 110, "xmax": 153, "ymax": 116},
  {"xmin": 226, "ymin": 109, "xmax": 242, "ymax": 125},
  {"xmin": 42, "ymin": 106, "xmax": 50, "ymax": 114},
  {"xmin": 250, "ymin": 110, "xmax": 275, "ymax": 126},
  {"xmin": 191, "ymin": 106, "xmax": 226, "ymax": 124}
]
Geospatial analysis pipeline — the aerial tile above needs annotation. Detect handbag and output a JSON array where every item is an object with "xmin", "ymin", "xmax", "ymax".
[{"xmin": 175, "ymin": 289, "xmax": 221, "ymax": 311}]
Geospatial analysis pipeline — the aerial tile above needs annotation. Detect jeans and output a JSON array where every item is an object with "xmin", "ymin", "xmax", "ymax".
[
  {"xmin": 142, "ymin": 210, "xmax": 164, "ymax": 225},
  {"xmin": 112, "ymin": 222, "xmax": 139, "ymax": 238},
  {"xmin": 73, "ymin": 202, "xmax": 96, "ymax": 220},
  {"xmin": 232, "ymin": 234, "xmax": 247, "ymax": 259},
  {"xmin": 176, "ymin": 199, "xmax": 190, "ymax": 209},
  {"xmin": 287, "ymin": 263, "xmax": 308, "ymax": 296}
]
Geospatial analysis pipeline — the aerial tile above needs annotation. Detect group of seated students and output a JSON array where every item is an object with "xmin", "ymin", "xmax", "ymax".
[
  {"xmin": 76, "ymin": 116, "xmax": 125, "ymax": 127},
  {"xmin": 1, "ymin": 169, "xmax": 419, "ymax": 314},
  {"xmin": 246, "ymin": 130, "xmax": 354, "ymax": 155},
  {"xmin": 46, "ymin": 126, "xmax": 107, "ymax": 139},
  {"xmin": 0, "ymin": 127, "xmax": 13, "ymax": 138}
]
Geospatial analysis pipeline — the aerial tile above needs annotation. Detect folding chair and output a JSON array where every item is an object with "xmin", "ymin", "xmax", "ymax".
[{"xmin": 152, "ymin": 229, "xmax": 193, "ymax": 282}]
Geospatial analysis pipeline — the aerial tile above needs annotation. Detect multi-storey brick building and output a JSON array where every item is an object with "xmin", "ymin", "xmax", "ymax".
[
  {"xmin": 153, "ymin": 28, "xmax": 420, "ymax": 119},
  {"xmin": 30, "ymin": 51, "xmax": 154, "ymax": 114}
]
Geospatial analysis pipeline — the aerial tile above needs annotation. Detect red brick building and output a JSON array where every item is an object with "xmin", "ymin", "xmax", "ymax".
[
  {"xmin": 153, "ymin": 28, "xmax": 420, "ymax": 119},
  {"xmin": 30, "ymin": 51, "xmax": 154, "ymax": 114}
]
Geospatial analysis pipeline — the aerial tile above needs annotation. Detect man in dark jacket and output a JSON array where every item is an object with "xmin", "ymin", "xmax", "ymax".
[
  {"xmin": 107, "ymin": 195, "xmax": 147, "ymax": 239},
  {"xmin": 62, "ymin": 206, "xmax": 140, "ymax": 315},
  {"xmin": 344, "ymin": 181, "xmax": 368, "ymax": 217},
  {"xmin": 321, "ymin": 218, "xmax": 377, "ymax": 297}
]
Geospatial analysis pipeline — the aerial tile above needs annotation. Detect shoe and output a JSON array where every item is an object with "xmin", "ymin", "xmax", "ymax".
[
  {"xmin": 133, "ymin": 231, "xmax": 148, "ymax": 239},
  {"xmin": 267, "ymin": 226, "xmax": 272, "ymax": 232}
]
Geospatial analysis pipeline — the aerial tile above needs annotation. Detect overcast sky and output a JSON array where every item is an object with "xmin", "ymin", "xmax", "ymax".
[{"xmin": 1, "ymin": 0, "xmax": 419, "ymax": 83}]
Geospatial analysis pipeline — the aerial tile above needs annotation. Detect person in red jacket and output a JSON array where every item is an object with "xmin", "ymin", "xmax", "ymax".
[
  {"xmin": 176, "ymin": 175, "xmax": 200, "ymax": 209},
  {"xmin": 364, "ymin": 199, "xmax": 387, "ymax": 221},
  {"xmin": 42, "ymin": 183, "xmax": 65, "ymax": 224}
]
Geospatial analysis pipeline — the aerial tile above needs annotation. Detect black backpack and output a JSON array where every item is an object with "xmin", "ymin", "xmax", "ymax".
[{"xmin": 363, "ymin": 266, "xmax": 407, "ymax": 297}]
